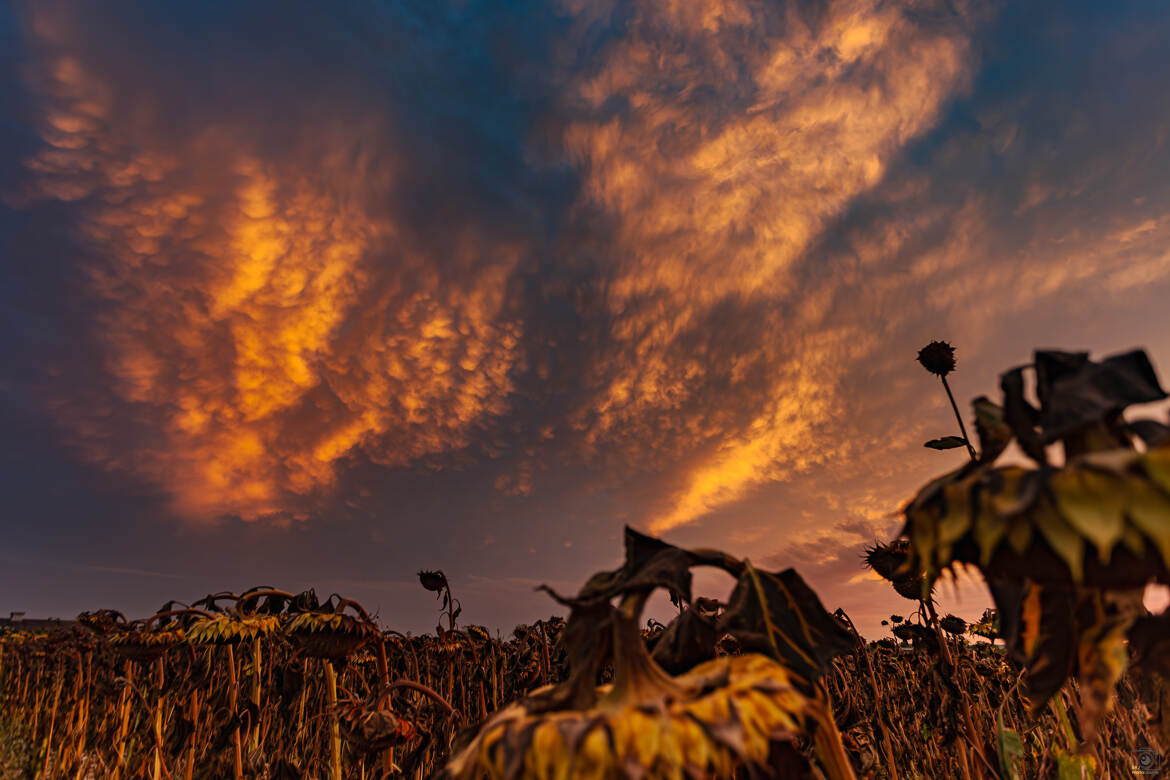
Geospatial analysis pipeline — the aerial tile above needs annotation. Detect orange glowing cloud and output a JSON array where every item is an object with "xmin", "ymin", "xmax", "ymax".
[
  {"xmin": 558, "ymin": 0, "xmax": 981, "ymax": 530},
  {"xmin": 24, "ymin": 0, "xmax": 1168, "ymax": 553},
  {"xmin": 22, "ymin": 17, "xmax": 524, "ymax": 521},
  {"xmin": 15, "ymin": 0, "xmax": 990, "ymax": 530}
]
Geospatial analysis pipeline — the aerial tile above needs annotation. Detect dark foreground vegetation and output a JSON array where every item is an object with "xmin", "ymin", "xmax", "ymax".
[{"xmin": 3, "ymin": 343, "xmax": 1170, "ymax": 779}]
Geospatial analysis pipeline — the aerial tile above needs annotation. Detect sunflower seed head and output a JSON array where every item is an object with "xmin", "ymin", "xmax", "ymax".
[{"xmin": 917, "ymin": 340, "xmax": 956, "ymax": 377}]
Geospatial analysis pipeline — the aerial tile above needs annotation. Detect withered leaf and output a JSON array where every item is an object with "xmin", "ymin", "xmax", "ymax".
[
  {"xmin": 544, "ymin": 526, "xmax": 693, "ymax": 609},
  {"xmin": 973, "ymin": 396, "xmax": 1013, "ymax": 464},
  {"xmin": 650, "ymin": 607, "xmax": 718, "ymax": 675},
  {"xmin": 1001, "ymin": 366, "xmax": 1047, "ymax": 464},
  {"xmin": 1036, "ymin": 349, "xmax": 1166, "ymax": 442},
  {"xmin": 717, "ymin": 564, "xmax": 853, "ymax": 687}
]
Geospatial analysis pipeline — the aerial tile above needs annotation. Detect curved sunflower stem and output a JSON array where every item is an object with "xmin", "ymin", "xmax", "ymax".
[
  {"xmin": 941, "ymin": 375, "xmax": 978, "ymax": 462},
  {"xmin": 378, "ymin": 679, "xmax": 455, "ymax": 714}
]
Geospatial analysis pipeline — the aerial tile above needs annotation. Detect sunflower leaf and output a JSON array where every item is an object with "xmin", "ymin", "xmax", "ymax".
[
  {"xmin": 1037, "ymin": 348, "xmax": 1166, "ymax": 442},
  {"xmin": 718, "ymin": 564, "xmax": 854, "ymax": 687},
  {"xmin": 924, "ymin": 436, "xmax": 969, "ymax": 450},
  {"xmin": 995, "ymin": 713, "xmax": 1024, "ymax": 780},
  {"xmin": 974, "ymin": 396, "xmax": 1013, "ymax": 463},
  {"xmin": 1033, "ymin": 499, "xmax": 1086, "ymax": 583},
  {"xmin": 1050, "ymin": 468, "xmax": 1126, "ymax": 564},
  {"xmin": 1127, "ymin": 474, "xmax": 1170, "ymax": 568}
]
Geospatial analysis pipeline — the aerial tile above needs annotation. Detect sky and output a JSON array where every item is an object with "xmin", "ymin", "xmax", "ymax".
[{"xmin": 2, "ymin": 0, "xmax": 1170, "ymax": 640}]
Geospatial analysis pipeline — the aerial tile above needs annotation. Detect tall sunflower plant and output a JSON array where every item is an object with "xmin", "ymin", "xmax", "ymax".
[{"xmin": 897, "ymin": 343, "xmax": 1170, "ymax": 747}]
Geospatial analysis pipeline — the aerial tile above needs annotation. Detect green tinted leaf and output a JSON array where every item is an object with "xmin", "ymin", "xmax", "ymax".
[
  {"xmin": 1050, "ymin": 467, "xmax": 1126, "ymax": 563},
  {"xmin": 1033, "ymin": 499, "xmax": 1085, "ymax": 583},
  {"xmin": 974, "ymin": 491, "xmax": 1009, "ymax": 567},
  {"xmin": 996, "ymin": 713, "xmax": 1024, "ymax": 780},
  {"xmin": 1075, "ymin": 590, "xmax": 1141, "ymax": 743},
  {"xmin": 937, "ymin": 479, "xmax": 974, "ymax": 559},
  {"xmin": 1055, "ymin": 749, "xmax": 1097, "ymax": 780},
  {"xmin": 1005, "ymin": 515, "xmax": 1034, "ymax": 556},
  {"xmin": 1127, "ymin": 475, "xmax": 1170, "ymax": 567},
  {"xmin": 1120, "ymin": 523, "xmax": 1147, "ymax": 556},
  {"xmin": 1142, "ymin": 446, "xmax": 1170, "ymax": 500}
]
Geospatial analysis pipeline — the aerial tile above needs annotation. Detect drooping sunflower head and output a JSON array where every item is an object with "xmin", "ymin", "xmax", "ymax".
[
  {"xmin": 286, "ymin": 596, "xmax": 378, "ymax": 659},
  {"xmin": 187, "ymin": 613, "xmax": 282, "ymax": 646},
  {"xmin": 940, "ymin": 614, "xmax": 967, "ymax": 636},
  {"xmin": 450, "ymin": 651, "xmax": 819, "ymax": 779},
  {"xmin": 418, "ymin": 570, "xmax": 449, "ymax": 593},
  {"xmin": 864, "ymin": 539, "xmax": 930, "ymax": 602},
  {"xmin": 899, "ymin": 347, "xmax": 1170, "ymax": 740},
  {"xmin": 109, "ymin": 623, "xmax": 185, "ymax": 662},
  {"xmin": 288, "ymin": 612, "xmax": 377, "ymax": 659},
  {"xmin": 445, "ymin": 527, "xmax": 857, "ymax": 780},
  {"xmin": 77, "ymin": 609, "xmax": 127, "ymax": 636}
]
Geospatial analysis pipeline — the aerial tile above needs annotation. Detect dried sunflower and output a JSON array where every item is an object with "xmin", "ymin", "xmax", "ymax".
[
  {"xmin": 446, "ymin": 528, "xmax": 856, "ymax": 780},
  {"xmin": 863, "ymin": 539, "xmax": 930, "ymax": 601},
  {"xmin": 917, "ymin": 340, "xmax": 956, "ymax": 377},
  {"xmin": 939, "ymin": 615, "xmax": 967, "ymax": 636},
  {"xmin": 287, "ymin": 599, "xmax": 378, "ymax": 659},
  {"xmin": 109, "ymin": 624, "xmax": 184, "ymax": 662},
  {"xmin": 187, "ymin": 613, "xmax": 282, "ymax": 645},
  {"xmin": 900, "ymin": 347, "xmax": 1170, "ymax": 737}
]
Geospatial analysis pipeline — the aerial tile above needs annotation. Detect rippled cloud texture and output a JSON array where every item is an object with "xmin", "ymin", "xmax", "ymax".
[{"xmin": 3, "ymin": 0, "xmax": 1170, "ymax": 634}]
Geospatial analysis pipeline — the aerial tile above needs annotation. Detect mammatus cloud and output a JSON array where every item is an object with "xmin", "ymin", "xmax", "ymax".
[
  {"xmin": 14, "ymin": 0, "xmax": 986, "ymax": 529},
  {"xmin": 19, "ymin": 5, "xmax": 526, "ymax": 520},
  {"xmin": 557, "ymin": 0, "xmax": 981, "ymax": 530}
]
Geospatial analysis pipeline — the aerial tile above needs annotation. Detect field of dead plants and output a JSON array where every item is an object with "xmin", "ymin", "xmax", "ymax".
[{"xmin": 3, "ymin": 343, "xmax": 1170, "ymax": 779}]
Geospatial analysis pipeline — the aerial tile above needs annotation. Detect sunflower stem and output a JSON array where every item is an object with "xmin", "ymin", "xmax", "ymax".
[
  {"xmin": 324, "ymin": 659, "xmax": 341, "ymax": 780},
  {"xmin": 941, "ymin": 375, "xmax": 977, "ymax": 462}
]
